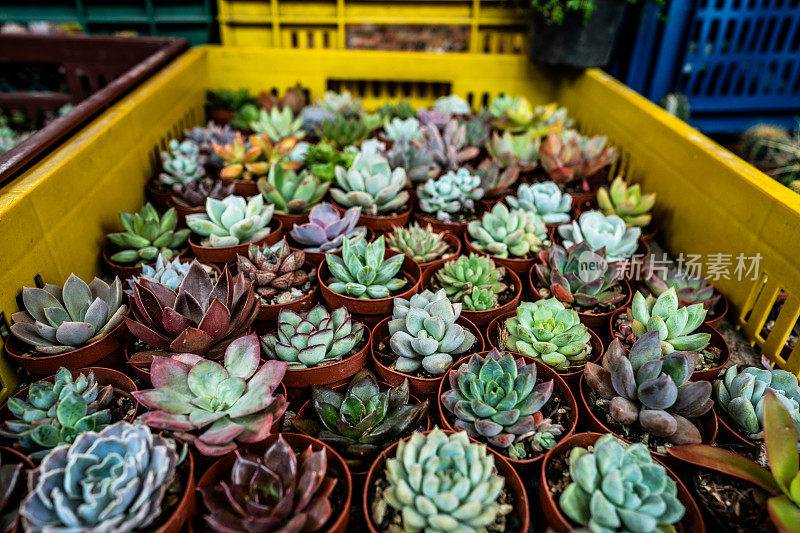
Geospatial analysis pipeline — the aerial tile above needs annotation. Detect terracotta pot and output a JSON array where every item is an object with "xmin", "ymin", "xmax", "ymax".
[
  {"xmin": 641, "ymin": 220, "xmax": 659, "ymax": 243},
  {"xmin": 188, "ymin": 220, "xmax": 283, "ymax": 264},
  {"xmin": 386, "ymin": 230, "xmax": 461, "ymax": 273},
  {"xmin": 703, "ymin": 292, "xmax": 728, "ymax": 330},
  {"xmin": 285, "ymin": 228, "xmax": 373, "ymax": 267},
  {"xmin": 256, "ymin": 284, "xmax": 319, "ymax": 322},
  {"xmin": 5, "ymin": 320, "xmax": 127, "ymax": 375},
  {"xmin": 463, "ymin": 236, "xmax": 540, "ymax": 275},
  {"xmin": 206, "ymin": 108, "xmax": 234, "ymax": 125},
  {"xmin": 317, "ymin": 256, "xmax": 421, "ymax": 320},
  {"xmin": 345, "ymin": 206, "xmax": 412, "ymax": 235},
  {"xmin": 438, "ymin": 352, "xmax": 578, "ymax": 473},
  {"xmin": 167, "ymin": 198, "xmax": 205, "ymax": 225},
  {"xmin": 569, "ymin": 189, "xmax": 597, "ymax": 212},
  {"xmin": 414, "ymin": 210, "xmax": 475, "ymax": 238},
  {"xmin": 196, "ymin": 433, "xmax": 351, "ymax": 533},
  {"xmin": 487, "ymin": 311, "xmax": 604, "ymax": 385},
  {"xmin": 101, "ymin": 243, "xmax": 191, "ymax": 279},
  {"xmin": 1, "ymin": 446, "xmax": 34, "ymax": 533},
  {"xmin": 578, "ymin": 374, "xmax": 718, "ymax": 463},
  {"xmin": 713, "ymin": 406, "xmax": 759, "ymax": 449},
  {"xmin": 145, "ymin": 180, "xmax": 173, "ymax": 210},
  {"xmin": 370, "ymin": 315, "xmax": 484, "ymax": 397},
  {"xmin": 273, "ymin": 211, "xmax": 310, "ymax": 231},
  {"xmin": 219, "ymin": 177, "xmax": 258, "ymax": 197},
  {"xmin": 419, "ymin": 264, "xmax": 523, "ymax": 326},
  {"xmin": 363, "ymin": 429, "xmax": 530, "ymax": 533},
  {"xmin": 539, "ymin": 432, "xmax": 705, "ymax": 532}
]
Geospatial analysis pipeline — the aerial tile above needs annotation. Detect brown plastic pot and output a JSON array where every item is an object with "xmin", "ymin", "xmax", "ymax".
[
  {"xmin": 419, "ymin": 264, "xmax": 523, "ymax": 326},
  {"xmin": 703, "ymin": 292, "xmax": 729, "ymax": 330},
  {"xmin": 285, "ymin": 228, "xmax": 373, "ymax": 267},
  {"xmin": 220, "ymin": 177, "xmax": 258, "ymax": 197},
  {"xmin": 438, "ymin": 352, "xmax": 578, "ymax": 473},
  {"xmin": 145, "ymin": 180, "xmax": 173, "ymax": 210},
  {"xmin": 569, "ymin": 189, "xmax": 597, "ymax": 212},
  {"xmin": 196, "ymin": 433, "xmax": 352, "ymax": 533},
  {"xmin": 464, "ymin": 236, "xmax": 540, "ymax": 275},
  {"xmin": 487, "ymin": 311, "xmax": 604, "ymax": 385},
  {"xmin": 370, "ymin": 315, "xmax": 484, "ymax": 397},
  {"xmin": 256, "ymin": 284, "xmax": 319, "ymax": 322},
  {"xmin": 167, "ymin": 198, "xmax": 204, "ymax": 225},
  {"xmin": 101, "ymin": 243, "xmax": 191, "ymax": 279},
  {"xmin": 188, "ymin": 220, "xmax": 283, "ymax": 264},
  {"xmin": 273, "ymin": 211, "xmax": 310, "ymax": 231},
  {"xmin": 2, "ymin": 446, "xmax": 34, "ymax": 533},
  {"xmin": 206, "ymin": 108, "xmax": 234, "ymax": 125},
  {"xmin": 363, "ymin": 429, "xmax": 529, "ymax": 533},
  {"xmin": 350, "ymin": 206, "xmax": 412, "ymax": 235},
  {"xmin": 386, "ymin": 230, "xmax": 461, "ymax": 273},
  {"xmin": 5, "ymin": 320, "xmax": 127, "ymax": 375},
  {"xmin": 153, "ymin": 450, "xmax": 196, "ymax": 533},
  {"xmin": 539, "ymin": 432, "xmax": 705, "ymax": 533},
  {"xmin": 414, "ymin": 210, "xmax": 476, "ymax": 238}
]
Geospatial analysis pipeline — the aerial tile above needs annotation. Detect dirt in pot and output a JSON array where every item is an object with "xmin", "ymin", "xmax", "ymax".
[
  {"xmin": 545, "ymin": 446, "xmax": 574, "ymax": 502},
  {"xmin": 374, "ymin": 338, "xmax": 463, "ymax": 379},
  {"xmin": 142, "ymin": 453, "xmax": 190, "ymax": 533},
  {"xmin": 534, "ymin": 283, "xmax": 626, "ymax": 315},
  {"xmin": 109, "ymin": 390, "xmax": 137, "ymax": 422},
  {"xmin": 421, "ymin": 206, "xmax": 482, "ymax": 225},
  {"xmin": 257, "ymin": 277, "xmax": 317, "ymax": 306},
  {"xmin": 428, "ymin": 273, "xmax": 518, "ymax": 308}
]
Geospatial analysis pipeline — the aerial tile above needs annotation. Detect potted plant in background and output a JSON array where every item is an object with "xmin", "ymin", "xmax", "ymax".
[
  {"xmin": 257, "ymin": 164, "xmax": 329, "ymax": 227},
  {"xmin": 288, "ymin": 203, "xmax": 368, "ymax": 265},
  {"xmin": 597, "ymin": 176, "xmax": 658, "ymax": 241},
  {"xmin": 204, "ymin": 88, "xmax": 255, "ymax": 125},
  {"xmin": 146, "ymin": 139, "xmax": 206, "ymax": 208},
  {"xmin": 489, "ymin": 96, "xmax": 573, "ymax": 137},
  {"xmin": 386, "ymin": 223, "xmax": 460, "ymax": 271},
  {"xmin": 168, "ymin": 178, "xmax": 235, "ymax": 223},
  {"xmin": 506, "ymin": 181, "xmax": 575, "ymax": 230},
  {"xmin": 416, "ymin": 167, "xmax": 485, "ymax": 236},
  {"xmin": 474, "ymin": 158, "xmax": 520, "ymax": 209},
  {"xmin": 644, "ymin": 266, "xmax": 728, "ymax": 329},
  {"xmin": 485, "ymin": 130, "xmax": 540, "ymax": 176}
]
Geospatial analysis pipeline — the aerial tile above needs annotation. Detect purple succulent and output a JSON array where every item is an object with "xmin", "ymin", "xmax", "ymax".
[
  {"xmin": 417, "ymin": 108, "xmax": 453, "ymax": 131},
  {"xmin": 290, "ymin": 203, "xmax": 367, "ymax": 252}
]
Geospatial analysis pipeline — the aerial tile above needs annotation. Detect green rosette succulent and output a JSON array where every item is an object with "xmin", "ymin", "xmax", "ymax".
[
  {"xmin": 106, "ymin": 203, "xmax": 190, "ymax": 265},
  {"xmin": 317, "ymin": 90, "xmax": 363, "ymax": 118},
  {"xmin": 250, "ymin": 106, "xmax": 305, "ymax": 142},
  {"xmin": 625, "ymin": 288, "xmax": 710, "ymax": 353},
  {"xmin": 331, "ymin": 152, "xmax": 410, "ymax": 215},
  {"xmin": 467, "ymin": 202, "xmax": 550, "ymax": 258},
  {"xmin": 325, "ymin": 236, "xmax": 406, "ymax": 299},
  {"xmin": 597, "ymin": 176, "xmax": 657, "ymax": 228},
  {"xmin": 318, "ymin": 116, "xmax": 370, "ymax": 149},
  {"xmin": 435, "ymin": 254, "xmax": 507, "ymax": 311},
  {"xmin": 304, "ymin": 142, "xmax": 357, "ymax": 182},
  {"xmin": 486, "ymin": 130, "xmax": 540, "ymax": 171},
  {"xmin": 386, "ymin": 223, "xmax": 450, "ymax": 264},
  {"xmin": 559, "ymin": 433, "xmax": 685, "ymax": 533},
  {"xmin": 158, "ymin": 139, "xmax": 205, "ymax": 187},
  {"xmin": 433, "ymin": 94, "xmax": 471, "ymax": 114},
  {"xmin": 257, "ymin": 164, "xmax": 328, "ymax": 214},
  {"xmin": 417, "ymin": 167, "xmax": 484, "ymax": 221},
  {"xmin": 186, "ymin": 194, "xmax": 275, "ymax": 247},
  {"xmin": 506, "ymin": 181, "xmax": 572, "ymax": 224},
  {"xmin": 504, "ymin": 298, "xmax": 592, "ymax": 370}
]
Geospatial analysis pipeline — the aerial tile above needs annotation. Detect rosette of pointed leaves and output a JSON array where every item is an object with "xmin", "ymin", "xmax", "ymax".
[
  {"xmin": 540, "ymin": 130, "xmax": 618, "ymax": 186},
  {"xmin": 388, "ymin": 289, "xmax": 477, "ymax": 375},
  {"xmin": 257, "ymin": 164, "xmax": 328, "ymax": 215},
  {"xmin": 325, "ymin": 236, "xmax": 406, "ymax": 299},
  {"xmin": 214, "ymin": 132, "xmax": 261, "ymax": 180},
  {"xmin": 125, "ymin": 261, "xmax": 258, "ymax": 357},
  {"xmin": 504, "ymin": 299, "xmax": 592, "ymax": 370},
  {"xmin": 318, "ymin": 116, "xmax": 370, "ymax": 149},
  {"xmin": 292, "ymin": 370, "xmax": 429, "ymax": 469},
  {"xmin": 11, "ymin": 274, "xmax": 126, "ymax": 355},
  {"xmin": 106, "ymin": 203, "xmax": 189, "ymax": 265},
  {"xmin": 417, "ymin": 108, "xmax": 452, "ymax": 131},
  {"xmin": 129, "ymin": 254, "xmax": 193, "ymax": 292},
  {"xmin": 421, "ymin": 120, "xmax": 480, "ymax": 173},
  {"xmin": 158, "ymin": 139, "xmax": 205, "ymax": 187},
  {"xmin": 186, "ymin": 195, "xmax": 275, "ymax": 247},
  {"xmin": 506, "ymin": 181, "xmax": 572, "ymax": 224},
  {"xmin": 463, "ymin": 116, "xmax": 492, "ymax": 147},
  {"xmin": 331, "ymin": 152, "xmax": 409, "ymax": 215},
  {"xmin": 645, "ymin": 267, "xmax": 721, "ymax": 310},
  {"xmin": 597, "ymin": 176, "xmax": 657, "ymax": 228},
  {"xmin": 559, "ymin": 210, "xmax": 641, "ymax": 263},
  {"xmin": 435, "ymin": 254, "xmax": 507, "ymax": 311},
  {"xmin": 559, "ymin": 433, "xmax": 685, "ymax": 532},
  {"xmin": 133, "ymin": 334, "xmax": 287, "ymax": 456},
  {"xmin": 468, "ymin": 203, "xmax": 550, "ymax": 258},
  {"xmin": 384, "ymin": 117, "xmax": 423, "ymax": 142},
  {"xmin": 584, "ymin": 332, "xmax": 713, "ymax": 444},
  {"xmin": 714, "ymin": 365, "xmax": 800, "ymax": 438},
  {"xmin": 237, "ymin": 239, "xmax": 315, "ymax": 302},
  {"xmin": 475, "ymin": 158, "xmax": 519, "ymax": 199},
  {"xmin": 626, "ymin": 288, "xmax": 710, "ymax": 353},
  {"xmin": 304, "ymin": 142, "xmax": 356, "ymax": 182},
  {"xmin": 290, "ymin": 203, "xmax": 366, "ymax": 252},
  {"xmin": 377, "ymin": 101, "xmax": 416, "ymax": 121},
  {"xmin": 486, "ymin": 130, "xmax": 540, "ymax": 171},
  {"xmin": 377, "ymin": 429, "xmax": 512, "ymax": 531},
  {"xmin": 199, "ymin": 435, "xmax": 336, "ymax": 532},
  {"xmin": 0, "ymin": 367, "xmax": 113, "ymax": 458},
  {"xmin": 387, "ymin": 223, "xmax": 450, "ymax": 263},
  {"xmin": 317, "ymin": 90, "xmax": 363, "ymax": 118},
  {"xmin": 417, "ymin": 168, "xmax": 485, "ymax": 221},
  {"xmin": 245, "ymin": 134, "xmax": 301, "ymax": 177},
  {"xmin": 250, "ymin": 106, "xmax": 305, "ymax": 142},
  {"xmin": 489, "ymin": 95, "xmax": 534, "ymax": 132},
  {"xmin": 433, "ymin": 95, "xmax": 471, "ymax": 115},
  {"xmin": 258, "ymin": 84, "xmax": 307, "ymax": 114},
  {"xmin": 184, "ymin": 121, "xmax": 236, "ymax": 167},
  {"xmin": 385, "ymin": 137, "xmax": 439, "ymax": 183},
  {"xmin": 535, "ymin": 242, "xmax": 624, "ymax": 308},
  {"xmin": 171, "ymin": 178, "xmax": 234, "ymax": 209},
  {"xmin": 20, "ymin": 422, "xmax": 180, "ymax": 532},
  {"xmin": 261, "ymin": 305, "xmax": 365, "ymax": 369}
]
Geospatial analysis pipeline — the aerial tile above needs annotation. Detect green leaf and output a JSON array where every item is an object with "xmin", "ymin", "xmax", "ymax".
[
  {"xmin": 666, "ymin": 444, "xmax": 781, "ymax": 495},
  {"xmin": 30, "ymin": 424, "xmax": 60, "ymax": 448},
  {"xmin": 56, "ymin": 391, "xmax": 88, "ymax": 427},
  {"xmin": 768, "ymin": 495, "xmax": 800, "ymax": 533},
  {"xmin": 764, "ymin": 390, "xmax": 800, "ymax": 494}
]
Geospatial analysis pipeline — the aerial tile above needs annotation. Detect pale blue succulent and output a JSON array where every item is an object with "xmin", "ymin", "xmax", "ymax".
[
  {"xmin": 250, "ymin": 106, "xmax": 305, "ymax": 142},
  {"xmin": 506, "ymin": 182, "xmax": 572, "ymax": 224},
  {"xmin": 383, "ymin": 117, "xmax": 422, "ymax": 142},
  {"xmin": 331, "ymin": 153, "xmax": 409, "ymax": 215},
  {"xmin": 130, "ymin": 253, "xmax": 193, "ymax": 291},
  {"xmin": 186, "ymin": 195, "xmax": 275, "ymax": 247},
  {"xmin": 559, "ymin": 210, "xmax": 641, "ymax": 262},
  {"xmin": 433, "ymin": 94, "xmax": 472, "ymax": 115},
  {"xmin": 159, "ymin": 139, "xmax": 205, "ymax": 186},
  {"xmin": 417, "ymin": 167, "xmax": 485, "ymax": 221}
]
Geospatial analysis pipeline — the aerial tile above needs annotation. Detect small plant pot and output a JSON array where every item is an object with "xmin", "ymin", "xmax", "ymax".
[
  {"xmin": 1, "ymin": 446, "xmax": 34, "ymax": 533},
  {"xmin": 273, "ymin": 211, "xmax": 310, "ymax": 231},
  {"xmin": 145, "ymin": 180, "xmax": 173, "ymax": 210},
  {"xmin": 438, "ymin": 352, "xmax": 578, "ymax": 473},
  {"xmin": 363, "ymin": 429, "xmax": 530, "ymax": 533},
  {"xmin": 285, "ymin": 228, "xmax": 373, "ymax": 267},
  {"xmin": 125, "ymin": 345, "xmax": 160, "ymax": 385},
  {"xmin": 188, "ymin": 220, "xmax": 283, "ymax": 264},
  {"xmin": 196, "ymin": 433, "xmax": 352, "ymax": 533},
  {"xmin": 101, "ymin": 243, "xmax": 191, "ymax": 279},
  {"xmin": 385, "ymin": 230, "xmax": 461, "ymax": 274},
  {"xmin": 538, "ymin": 432, "xmax": 705, "ymax": 532},
  {"xmin": 352, "ymin": 207, "xmax": 412, "ymax": 235},
  {"xmin": 255, "ymin": 284, "xmax": 319, "ymax": 322},
  {"xmin": 219, "ymin": 177, "xmax": 258, "ymax": 197},
  {"xmin": 414, "ymin": 210, "xmax": 475, "ymax": 238},
  {"xmin": 419, "ymin": 264, "xmax": 523, "ymax": 326},
  {"xmin": 151, "ymin": 450, "xmax": 195, "ymax": 533},
  {"xmin": 206, "ymin": 108, "xmax": 234, "ymax": 125},
  {"xmin": 167, "ymin": 198, "xmax": 205, "ymax": 225},
  {"xmin": 5, "ymin": 320, "xmax": 127, "ymax": 375},
  {"xmin": 568, "ymin": 190, "xmax": 597, "ymax": 212},
  {"xmin": 640, "ymin": 220, "xmax": 659, "ymax": 243},
  {"xmin": 712, "ymin": 404, "xmax": 760, "ymax": 449},
  {"xmin": 463, "ymin": 236, "xmax": 541, "ymax": 275},
  {"xmin": 704, "ymin": 292, "xmax": 729, "ymax": 330},
  {"xmin": 371, "ymin": 315, "xmax": 484, "ymax": 397},
  {"xmin": 487, "ymin": 311, "xmax": 604, "ymax": 385}
]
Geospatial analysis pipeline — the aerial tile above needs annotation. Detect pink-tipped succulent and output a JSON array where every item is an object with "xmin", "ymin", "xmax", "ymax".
[
  {"xmin": 474, "ymin": 158, "xmax": 520, "ymax": 199},
  {"xmin": 289, "ymin": 202, "xmax": 367, "ymax": 253},
  {"xmin": 214, "ymin": 132, "xmax": 262, "ymax": 180},
  {"xmin": 133, "ymin": 334, "xmax": 287, "ymax": 456},
  {"xmin": 645, "ymin": 267, "xmax": 721, "ymax": 311},
  {"xmin": 237, "ymin": 239, "xmax": 316, "ymax": 304},
  {"xmin": 539, "ymin": 130, "xmax": 617, "ymax": 190},
  {"xmin": 124, "ymin": 260, "xmax": 259, "ymax": 358}
]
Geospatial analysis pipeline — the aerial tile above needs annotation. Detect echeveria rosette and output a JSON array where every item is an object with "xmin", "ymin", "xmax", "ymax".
[
  {"xmin": 417, "ymin": 167, "xmax": 485, "ymax": 222},
  {"xmin": 475, "ymin": 157, "xmax": 520, "ymax": 199},
  {"xmin": 237, "ymin": 239, "xmax": 315, "ymax": 302},
  {"xmin": 385, "ymin": 137, "xmax": 438, "ymax": 183},
  {"xmin": 506, "ymin": 181, "xmax": 572, "ymax": 225},
  {"xmin": 645, "ymin": 267, "xmax": 721, "ymax": 311},
  {"xmin": 133, "ymin": 333, "xmax": 287, "ymax": 456},
  {"xmin": 434, "ymin": 254, "xmax": 507, "ymax": 311},
  {"xmin": 559, "ymin": 433, "xmax": 685, "ymax": 533},
  {"xmin": 324, "ymin": 236, "xmax": 406, "ymax": 299},
  {"xmin": 433, "ymin": 94, "xmax": 472, "ymax": 115},
  {"xmin": 186, "ymin": 195, "xmax": 275, "ymax": 247},
  {"xmin": 584, "ymin": 332, "xmax": 713, "ymax": 445},
  {"xmin": 330, "ymin": 152, "xmax": 410, "ymax": 215},
  {"xmin": 129, "ymin": 253, "xmax": 192, "ymax": 292},
  {"xmin": 10, "ymin": 274, "xmax": 127, "ymax": 355},
  {"xmin": 317, "ymin": 90, "xmax": 363, "ymax": 117},
  {"xmin": 106, "ymin": 203, "xmax": 190, "ymax": 265},
  {"xmin": 485, "ymin": 130, "xmax": 540, "ymax": 171},
  {"xmin": 597, "ymin": 176, "xmax": 657, "ymax": 228},
  {"xmin": 20, "ymin": 422, "xmax": 180, "ymax": 533},
  {"xmin": 257, "ymin": 164, "xmax": 328, "ymax": 215},
  {"xmin": 249, "ymin": 106, "xmax": 305, "ymax": 142},
  {"xmin": 467, "ymin": 202, "xmax": 550, "ymax": 259},
  {"xmin": 386, "ymin": 223, "xmax": 450, "ymax": 264},
  {"xmin": 290, "ymin": 202, "xmax": 366, "ymax": 252},
  {"xmin": 171, "ymin": 178, "xmax": 235, "ymax": 210},
  {"xmin": 540, "ymin": 130, "xmax": 617, "ymax": 188},
  {"xmin": 421, "ymin": 119, "xmax": 481, "ymax": 173},
  {"xmin": 383, "ymin": 117, "xmax": 423, "ymax": 142},
  {"xmin": 559, "ymin": 210, "xmax": 641, "ymax": 263},
  {"xmin": 158, "ymin": 139, "xmax": 205, "ymax": 187},
  {"xmin": 626, "ymin": 287, "xmax": 710, "ymax": 353}
]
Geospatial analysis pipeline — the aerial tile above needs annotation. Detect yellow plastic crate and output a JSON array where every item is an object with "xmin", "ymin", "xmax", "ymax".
[
  {"xmin": 217, "ymin": 0, "xmax": 528, "ymax": 53},
  {"xmin": 1, "ymin": 46, "xmax": 799, "ymax": 402}
]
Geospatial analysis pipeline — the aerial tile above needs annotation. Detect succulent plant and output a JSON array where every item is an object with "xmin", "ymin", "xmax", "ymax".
[
  {"xmin": 741, "ymin": 123, "xmax": 792, "ymax": 165},
  {"xmin": 250, "ymin": 106, "xmax": 306, "ymax": 142},
  {"xmin": 330, "ymin": 152, "xmax": 409, "ymax": 215},
  {"xmin": 258, "ymin": 84, "xmax": 307, "ymax": 114},
  {"xmin": 246, "ymin": 134, "xmax": 302, "ymax": 175},
  {"xmin": 125, "ymin": 261, "xmax": 258, "ymax": 357},
  {"xmin": 435, "ymin": 254, "xmax": 507, "ymax": 311},
  {"xmin": 559, "ymin": 433, "xmax": 685, "ymax": 532},
  {"xmin": 486, "ymin": 130, "xmax": 540, "ymax": 171},
  {"xmin": 129, "ymin": 253, "xmax": 193, "ymax": 291},
  {"xmin": 475, "ymin": 157, "xmax": 519, "ymax": 198},
  {"xmin": 205, "ymin": 88, "xmax": 256, "ymax": 111},
  {"xmin": 377, "ymin": 101, "xmax": 416, "ymax": 121},
  {"xmin": 261, "ymin": 305, "xmax": 365, "ymax": 369},
  {"xmin": 325, "ymin": 236, "xmax": 406, "ymax": 299},
  {"xmin": 0, "ymin": 450, "xmax": 25, "ymax": 531},
  {"xmin": 462, "ymin": 116, "xmax": 492, "ymax": 147},
  {"xmin": 417, "ymin": 108, "xmax": 453, "ymax": 131},
  {"xmin": 433, "ymin": 94, "xmax": 472, "ymax": 115},
  {"xmin": 199, "ymin": 435, "xmax": 336, "ymax": 532},
  {"xmin": 11, "ymin": 274, "xmax": 126, "ymax": 355},
  {"xmin": 417, "ymin": 167, "xmax": 484, "ymax": 221},
  {"xmin": 624, "ymin": 288, "xmax": 710, "ymax": 353},
  {"xmin": 385, "ymin": 137, "xmax": 439, "ymax": 183},
  {"xmin": 237, "ymin": 239, "xmax": 316, "ymax": 304},
  {"xmin": 0, "ymin": 367, "xmax": 113, "ymax": 458},
  {"xmin": 506, "ymin": 181, "xmax": 572, "ymax": 224},
  {"xmin": 289, "ymin": 202, "xmax": 367, "ymax": 252},
  {"xmin": 535, "ymin": 242, "xmax": 624, "ymax": 308},
  {"xmin": 597, "ymin": 177, "xmax": 657, "ymax": 228},
  {"xmin": 468, "ymin": 202, "xmax": 550, "ymax": 258},
  {"xmin": 186, "ymin": 195, "xmax": 275, "ymax": 247},
  {"xmin": 504, "ymin": 298, "xmax": 592, "ymax": 370},
  {"xmin": 540, "ymin": 130, "xmax": 617, "ymax": 188},
  {"xmin": 300, "ymin": 106, "xmax": 336, "ymax": 135},
  {"xmin": 170, "ymin": 178, "xmax": 234, "ymax": 208},
  {"xmin": 133, "ymin": 334, "xmax": 287, "ymax": 455},
  {"xmin": 303, "ymin": 142, "xmax": 356, "ymax": 182},
  {"xmin": 374, "ymin": 429, "xmax": 512, "ymax": 531},
  {"xmin": 383, "ymin": 117, "xmax": 422, "ymax": 142},
  {"xmin": 317, "ymin": 90, "xmax": 363, "ymax": 118},
  {"xmin": 559, "ymin": 210, "xmax": 641, "ymax": 263},
  {"xmin": 489, "ymin": 95, "xmax": 534, "ymax": 132},
  {"xmin": 644, "ymin": 267, "xmax": 721, "ymax": 311},
  {"xmin": 422, "ymin": 120, "xmax": 481, "ymax": 173},
  {"xmin": 442, "ymin": 348, "xmax": 563, "ymax": 459},
  {"xmin": 257, "ymin": 164, "xmax": 328, "ymax": 214},
  {"xmin": 0, "ymin": 123, "xmax": 20, "ymax": 155},
  {"xmin": 360, "ymin": 111, "xmax": 385, "ymax": 132},
  {"xmin": 387, "ymin": 223, "xmax": 450, "ymax": 263},
  {"xmin": 214, "ymin": 131, "xmax": 262, "ymax": 180},
  {"xmin": 106, "ymin": 203, "xmax": 190, "ymax": 265},
  {"xmin": 585, "ymin": 332, "xmax": 713, "ymax": 444},
  {"xmin": 388, "ymin": 289, "xmax": 477, "ymax": 376},
  {"xmin": 714, "ymin": 365, "xmax": 800, "ymax": 439},
  {"xmin": 291, "ymin": 369, "xmax": 429, "ymax": 469},
  {"xmin": 184, "ymin": 121, "xmax": 237, "ymax": 166},
  {"xmin": 20, "ymin": 422, "xmax": 181, "ymax": 532},
  {"xmin": 158, "ymin": 139, "xmax": 205, "ymax": 187},
  {"xmin": 317, "ymin": 116, "xmax": 370, "ymax": 149}
]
